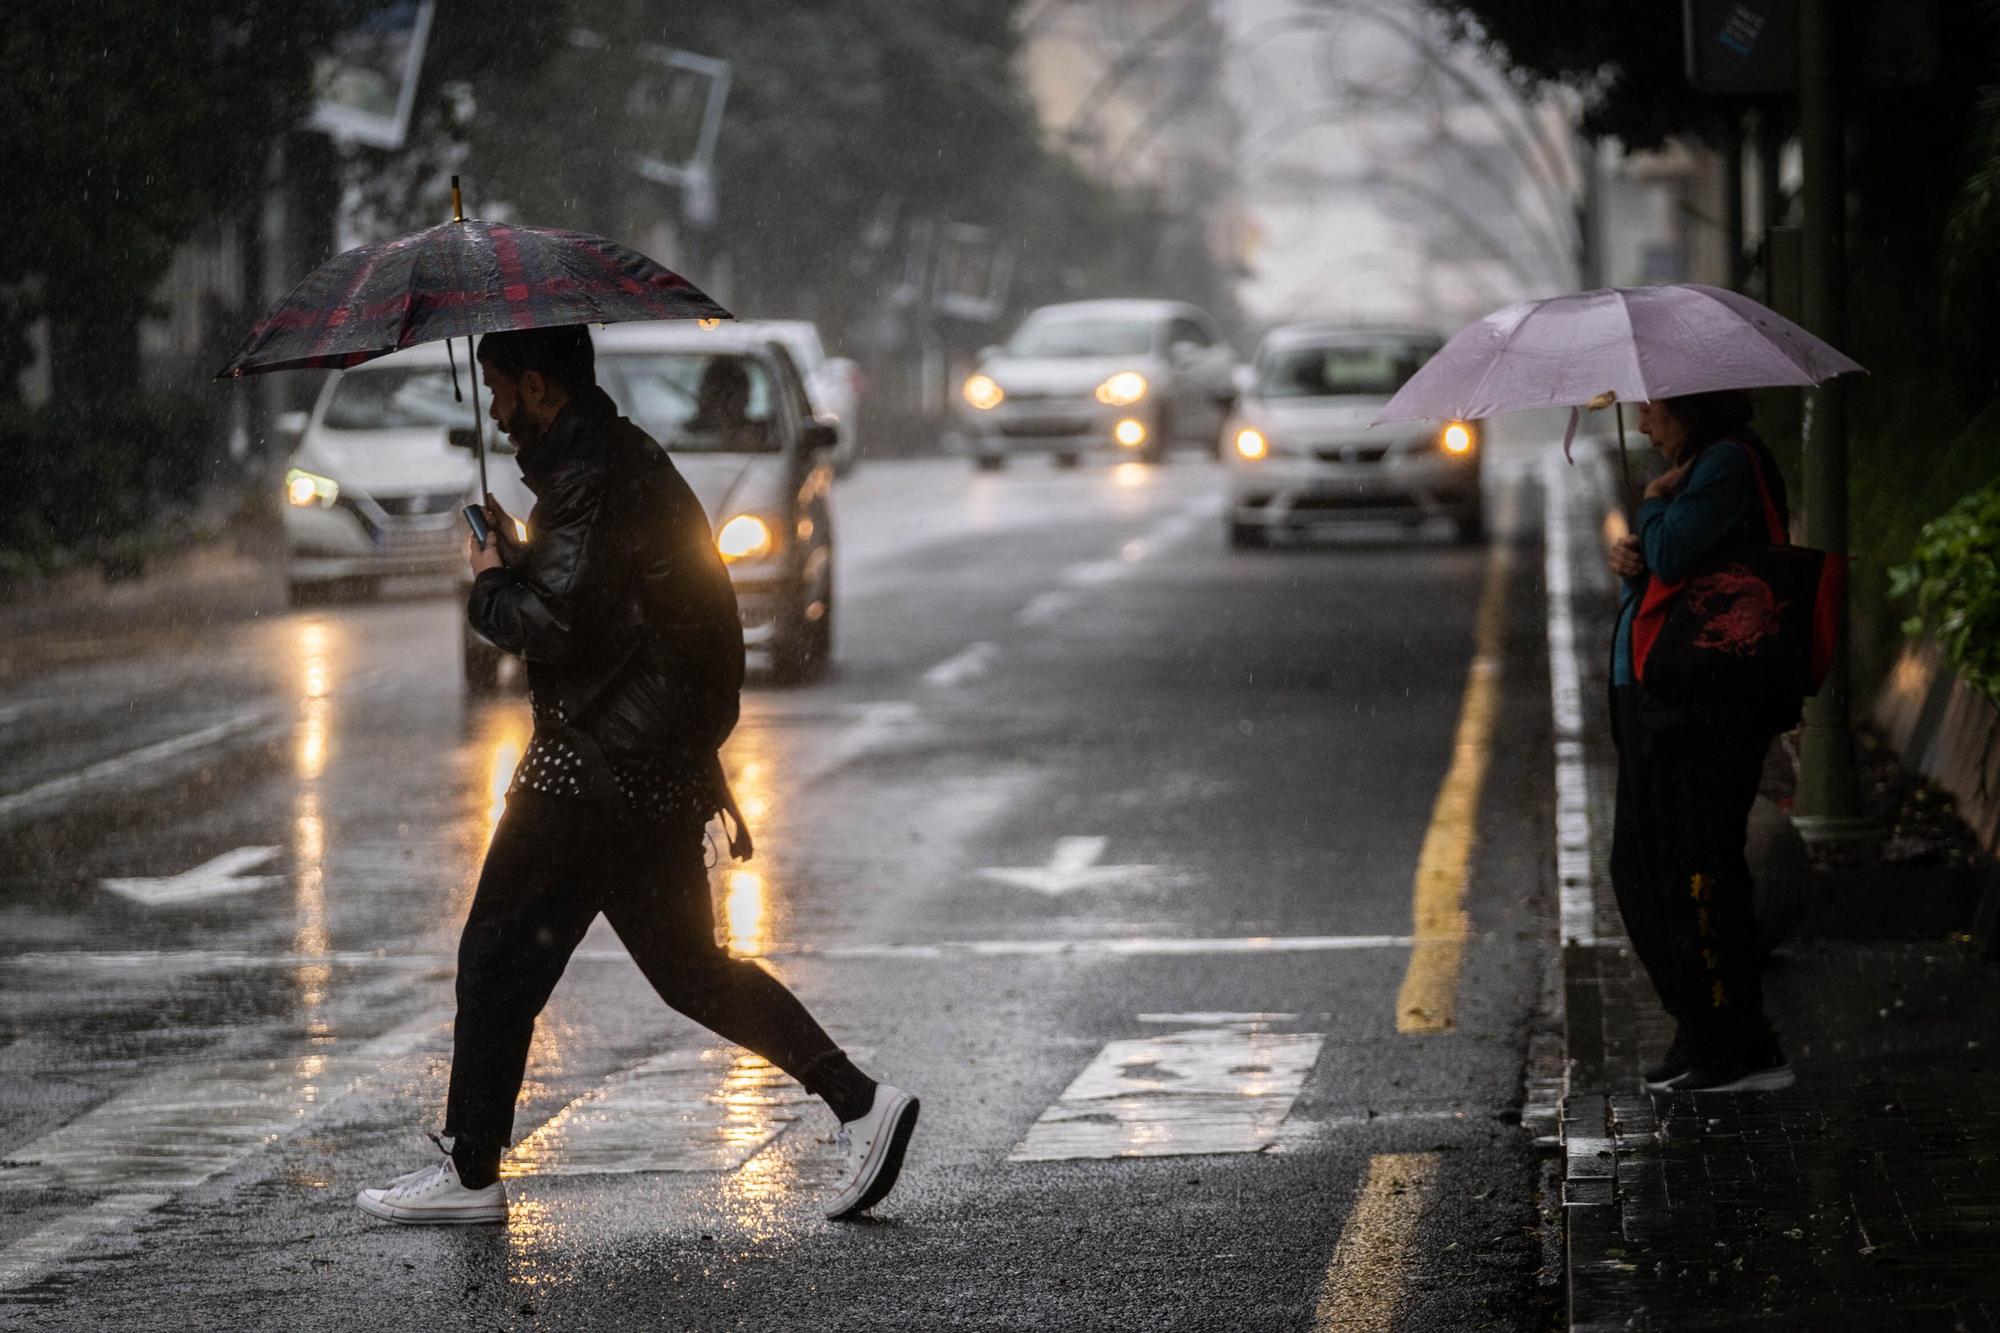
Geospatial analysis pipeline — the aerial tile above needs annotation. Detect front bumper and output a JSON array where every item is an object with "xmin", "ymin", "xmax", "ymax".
[
  {"xmin": 285, "ymin": 500, "xmax": 463, "ymax": 583},
  {"xmin": 1227, "ymin": 449, "xmax": 1483, "ymax": 526},
  {"xmin": 956, "ymin": 398, "xmax": 1158, "ymax": 458}
]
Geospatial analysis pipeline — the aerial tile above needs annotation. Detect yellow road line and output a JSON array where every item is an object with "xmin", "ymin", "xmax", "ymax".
[
  {"xmin": 1394, "ymin": 484, "xmax": 1516, "ymax": 1033},
  {"xmin": 1313, "ymin": 1152, "xmax": 1442, "ymax": 1331}
]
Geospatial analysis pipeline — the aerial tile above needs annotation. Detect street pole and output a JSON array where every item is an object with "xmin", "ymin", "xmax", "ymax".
[{"xmin": 1793, "ymin": 0, "xmax": 1866, "ymax": 836}]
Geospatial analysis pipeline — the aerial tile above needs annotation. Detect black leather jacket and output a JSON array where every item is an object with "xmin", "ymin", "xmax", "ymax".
[{"xmin": 468, "ymin": 386, "xmax": 744, "ymax": 759}]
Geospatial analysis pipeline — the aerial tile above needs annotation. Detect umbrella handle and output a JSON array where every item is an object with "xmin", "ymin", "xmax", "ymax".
[{"xmin": 465, "ymin": 334, "xmax": 488, "ymax": 498}]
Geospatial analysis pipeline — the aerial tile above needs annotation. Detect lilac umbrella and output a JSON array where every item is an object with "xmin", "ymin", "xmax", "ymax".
[{"xmin": 1372, "ymin": 284, "xmax": 1864, "ymax": 506}]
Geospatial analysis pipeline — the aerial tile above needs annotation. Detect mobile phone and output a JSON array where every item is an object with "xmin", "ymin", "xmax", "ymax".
[{"xmin": 462, "ymin": 504, "xmax": 492, "ymax": 545}]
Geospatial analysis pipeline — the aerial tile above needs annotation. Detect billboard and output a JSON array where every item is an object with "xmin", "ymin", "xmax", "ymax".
[{"xmin": 307, "ymin": 1, "xmax": 437, "ymax": 151}]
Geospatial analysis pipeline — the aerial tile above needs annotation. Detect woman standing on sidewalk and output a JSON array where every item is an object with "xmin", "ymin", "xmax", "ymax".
[{"xmin": 1605, "ymin": 389, "xmax": 1798, "ymax": 1094}]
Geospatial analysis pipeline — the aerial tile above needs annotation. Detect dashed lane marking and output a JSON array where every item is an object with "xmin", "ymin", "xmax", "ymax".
[
  {"xmin": 1393, "ymin": 478, "xmax": 1517, "ymax": 1034},
  {"xmin": 922, "ymin": 641, "xmax": 999, "ymax": 688},
  {"xmin": 0, "ymin": 706, "xmax": 285, "ymax": 828},
  {"xmin": 1312, "ymin": 1151, "xmax": 1442, "ymax": 1331}
]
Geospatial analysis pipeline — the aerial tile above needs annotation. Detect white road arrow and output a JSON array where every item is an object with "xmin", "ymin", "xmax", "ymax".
[
  {"xmin": 977, "ymin": 837, "xmax": 1165, "ymax": 897},
  {"xmin": 100, "ymin": 847, "xmax": 285, "ymax": 908}
]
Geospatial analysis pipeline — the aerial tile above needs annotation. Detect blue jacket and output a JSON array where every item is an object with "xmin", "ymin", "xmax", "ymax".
[{"xmin": 1612, "ymin": 434, "xmax": 1783, "ymax": 686}]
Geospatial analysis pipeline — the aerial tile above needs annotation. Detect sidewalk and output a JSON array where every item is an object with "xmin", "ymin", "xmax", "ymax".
[{"xmin": 1548, "ymin": 448, "xmax": 2000, "ymax": 1331}]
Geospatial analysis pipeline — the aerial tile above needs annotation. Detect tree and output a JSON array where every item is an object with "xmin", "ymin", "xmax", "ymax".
[{"xmin": 0, "ymin": 4, "xmax": 332, "ymax": 405}]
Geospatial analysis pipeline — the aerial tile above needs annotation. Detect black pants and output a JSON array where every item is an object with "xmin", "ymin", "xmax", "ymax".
[
  {"xmin": 1608, "ymin": 686, "xmax": 1773, "ymax": 1065},
  {"xmin": 443, "ymin": 790, "xmax": 845, "ymax": 1185}
]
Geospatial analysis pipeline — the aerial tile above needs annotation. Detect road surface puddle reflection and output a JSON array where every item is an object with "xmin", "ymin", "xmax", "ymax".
[
  {"xmin": 1010, "ymin": 1016, "xmax": 1324, "ymax": 1161},
  {"xmin": 503, "ymin": 1048, "xmax": 811, "ymax": 1179}
]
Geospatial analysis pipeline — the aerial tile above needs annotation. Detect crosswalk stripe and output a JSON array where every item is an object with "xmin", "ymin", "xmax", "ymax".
[
  {"xmin": 0, "ymin": 1014, "xmax": 444, "ymax": 1292},
  {"xmin": 1010, "ymin": 1023, "xmax": 1323, "ymax": 1161},
  {"xmin": 504, "ymin": 1048, "xmax": 813, "ymax": 1178}
]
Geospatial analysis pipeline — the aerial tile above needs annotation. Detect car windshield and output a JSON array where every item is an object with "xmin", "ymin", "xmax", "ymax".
[
  {"xmin": 1258, "ymin": 341, "xmax": 1436, "ymax": 398},
  {"xmin": 1006, "ymin": 316, "xmax": 1155, "ymax": 359},
  {"xmin": 767, "ymin": 327, "xmax": 826, "ymax": 374},
  {"xmin": 604, "ymin": 351, "xmax": 782, "ymax": 454},
  {"xmin": 321, "ymin": 367, "xmax": 466, "ymax": 431}
]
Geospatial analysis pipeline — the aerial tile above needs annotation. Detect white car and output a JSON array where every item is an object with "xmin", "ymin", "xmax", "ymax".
[
  {"xmin": 1224, "ymin": 325, "xmax": 1485, "ymax": 547},
  {"xmin": 740, "ymin": 320, "xmax": 863, "ymax": 475},
  {"xmin": 460, "ymin": 322, "xmax": 839, "ymax": 691},
  {"xmin": 280, "ymin": 344, "xmax": 481, "ymax": 603},
  {"xmin": 953, "ymin": 299, "xmax": 1238, "ymax": 469}
]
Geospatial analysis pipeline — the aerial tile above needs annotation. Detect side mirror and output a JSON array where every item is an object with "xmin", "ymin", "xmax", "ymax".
[
  {"xmin": 803, "ymin": 421, "xmax": 839, "ymax": 454},
  {"xmin": 275, "ymin": 409, "xmax": 309, "ymax": 441},
  {"xmin": 1169, "ymin": 340, "xmax": 1201, "ymax": 363},
  {"xmin": 1231, "ymin": 364, "xmax": 1256, "ymax": 394},
  {"xmin": 978, "ymin": 345, "xmax": 1002, "ymax": 363}
]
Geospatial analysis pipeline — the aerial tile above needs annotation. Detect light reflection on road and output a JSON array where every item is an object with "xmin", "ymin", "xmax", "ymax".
[{"xmin": 291, "ymin": 617, "xmax": 337, "ymax": 1033}]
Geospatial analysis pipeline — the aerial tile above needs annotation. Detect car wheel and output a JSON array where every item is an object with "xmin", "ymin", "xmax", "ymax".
[
  {"xmin": 771, "ymin": 569, "xmax": 833, "ymax": 685},
  {"xmin": 1227, "ymin": 521, "xmax": 1268, "ymax": 549},
  {"xmin": 1052, "ymin": 452, "xmax": 1081, "ymax": 469},
  {"xmin": 463, "ymin": 627, "xmax": 504, "ymax": 695},
  {"xmin": 1454, "ymin": 513, "xmax": 1487, "ymax": 546},
  {"xmin": 973, "ymin": 454, "xmax": 1006, "ymax": 472}
]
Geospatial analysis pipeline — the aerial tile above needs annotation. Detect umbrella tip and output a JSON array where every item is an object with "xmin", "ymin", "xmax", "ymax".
[{"xmin": 450, "ymin": 175, "xmax": 463, "ymax": 223}]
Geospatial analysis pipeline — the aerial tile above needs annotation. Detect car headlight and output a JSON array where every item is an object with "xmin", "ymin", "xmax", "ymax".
[
  {"xmin": 1439, "ymin": 420, "xmax": 1477, "ymax": 455},
  {"xmin": 1094, "ymin": 371, "xmax": 1148, "ymax": 406},
  {"xmin": 1233, "ymin": 427, "xmax": 1269, "ymax": 461},
  {"xmin": 962, "ymin": 374, "xmax": 1004, "ymax": 411},
  {"xmin": 285, "ymin": 468, "xmax": 338, "ymax": 508},
  {"xmin": 717, "ymin": 514, "xmax": 774, "ymax": 562}
]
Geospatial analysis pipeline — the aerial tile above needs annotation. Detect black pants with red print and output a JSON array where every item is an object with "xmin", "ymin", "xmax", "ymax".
[{"xmin": 1609, "ymin": 686, "xmax": 1775, "ymax": 1067}]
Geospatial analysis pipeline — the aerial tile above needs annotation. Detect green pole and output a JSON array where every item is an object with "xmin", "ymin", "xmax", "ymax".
[{"xmin": 1793, "ymin": 0, "xmax": 1866, "ymax": 835}]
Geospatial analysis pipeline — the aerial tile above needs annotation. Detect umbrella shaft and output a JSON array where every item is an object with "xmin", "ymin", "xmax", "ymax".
[{"xmin": 466, "ymin": 335, "xmax": 488, "ymax": 499}]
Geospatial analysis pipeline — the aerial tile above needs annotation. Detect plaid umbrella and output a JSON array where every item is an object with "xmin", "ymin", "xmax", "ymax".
[
  {"xmin": 218, "ymin": 178, "xmax": 731, "ymax": 493},
  {"xmin": 217, "ymin": 218, "xmax": 729, "ymax": 378}
]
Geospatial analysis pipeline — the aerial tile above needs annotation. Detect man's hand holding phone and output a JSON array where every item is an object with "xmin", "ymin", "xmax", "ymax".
[{"xmin": 464, "ymin": 493, "xmax": 522, "ymax": 576}]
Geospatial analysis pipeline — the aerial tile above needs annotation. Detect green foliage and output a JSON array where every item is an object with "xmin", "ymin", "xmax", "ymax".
[
  {"xmin": 1890, "ymin": 478, "xmax": 2000, "ymax": 704},
  {"xmin": 0, "ymin": 397, "xmax": 233, "ymax": 580},
  {"xmin": 0, "ymin": 3, "xmax": 335, "ymax": 402},
  {"xmin": 1423, "ymin": 3, "xmax": 1738, "ymax": 148}
]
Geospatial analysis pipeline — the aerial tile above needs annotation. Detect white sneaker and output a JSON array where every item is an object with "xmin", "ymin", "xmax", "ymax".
[
  {"xmin": 356, "ymin": 1155, "xmax": 507, "ymax": 1225},
  {"xmin": 825, "ymin": 1084, "xmax": 920, "ymax": 1220}
]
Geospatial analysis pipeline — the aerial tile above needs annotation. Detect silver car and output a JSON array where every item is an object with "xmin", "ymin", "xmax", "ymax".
[
  {"xmin": 461, "ymin": 323, "xmax": 838, "ymax": 690},
  {"xmin": 280, "ymin": 344, "xmax": 481, "ymax": 604},
  {"xmin": 1223, "ymin": 326, "xmax": 1485, "ymax": 547},
  {"xmin": 740, "ymin": 320, "xmax": 864, "ymax": 476},
  {"xmin": 954, "ymin": 299, "xmax": 1237, "ymax": 469}
]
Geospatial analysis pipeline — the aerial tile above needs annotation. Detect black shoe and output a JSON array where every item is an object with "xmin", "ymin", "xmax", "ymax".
[
  {"xmin": 1641, "ymin": 1031, "xmax": 1694, "ymax": 1092},
  {"xmin": 1671, "ymin": 1050, "xmax": 1795, "ymax": 1093}
]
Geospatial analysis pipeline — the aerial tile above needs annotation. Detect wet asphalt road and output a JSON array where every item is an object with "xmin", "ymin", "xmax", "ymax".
[{"xmin": 0, "ymin": 446, "xmax": 1561, "ymax": 1331}]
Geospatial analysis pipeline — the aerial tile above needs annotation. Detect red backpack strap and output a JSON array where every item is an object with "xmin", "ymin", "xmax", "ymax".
[{"xmin": 1730, "ymin": 437, "xmax": 1787, "ymax": 545}]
